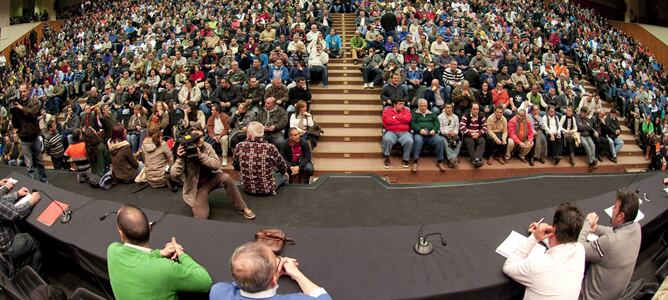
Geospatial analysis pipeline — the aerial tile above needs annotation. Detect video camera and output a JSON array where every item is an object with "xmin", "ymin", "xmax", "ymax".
[{"xmin": 174, "ymin": 121, "xmax": 201, "ymax": 159}]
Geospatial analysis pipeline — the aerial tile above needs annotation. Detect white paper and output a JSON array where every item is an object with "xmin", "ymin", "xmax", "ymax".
[
  {"xmin": 663, "ymin": 187, "xmax": 668, "ymax": 194},
  {"xmin": 7, "ymin": 178, "xmax": 17, "ymax": 184},
  {"xmin": 14, "ymin": 194, "xmax": 31, "ymax": 207},
  {"xmin": 496, "ymin": 231, "xmax": 546, "ymax": 258},
  {"xmin": 604, "ymin": 205, "xmax": 644, "ymax": 222}
]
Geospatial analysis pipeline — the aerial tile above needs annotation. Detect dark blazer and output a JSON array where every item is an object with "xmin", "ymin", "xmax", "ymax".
[{"xmin": 280, "ymin": 138, "xmax": 312, "ymax": 170}]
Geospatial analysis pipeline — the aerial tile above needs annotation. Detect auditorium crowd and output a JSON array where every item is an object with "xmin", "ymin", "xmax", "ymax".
[{"xmin": 0, "ymin": 0, "xmax": 667, "ymax": 298}]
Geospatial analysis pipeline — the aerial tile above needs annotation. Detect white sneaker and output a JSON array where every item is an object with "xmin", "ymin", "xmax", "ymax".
[
  {"xmin": 369, "ymin": 82, "xmax": 374, "ymax": 88},
  {"xmin": 363, "ymin": 83, "xmax": 368, "ymax": 89},
  {"xmin": 222, "ymin": 157, "xmax": 228, "ymax": 166}
]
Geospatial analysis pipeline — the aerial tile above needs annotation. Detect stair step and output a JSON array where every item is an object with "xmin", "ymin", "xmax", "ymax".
[
  {"xmin": 313, "ymin": 141, "xmax": 381, "ymax": 158},
  {"xmin": 311, "ymin": 103, "xmax": 381, "ymax": 115},
  {"xmin": 318, "ymin": 128, "xmax": 382, "ymax": 142},
  {"xmin": 311, "ymin": 85, "xmax": 381, "ymax": 94},
  {"xmin": 328, "ymin": 76, "xmax": 364, "ymax": 84},
  {"xmin": 316, "ymin": 115, "xmax": 382, "ymax": 128},
  {"xmin": 312, "ymin": 154, "xmax": 649, "ymax": 172}
]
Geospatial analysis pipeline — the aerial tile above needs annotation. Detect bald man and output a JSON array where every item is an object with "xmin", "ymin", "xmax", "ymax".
[
  {"xmin": 210, "ymin": 242, "xmax": 332, "ymax": 300},
  {"xmin": 107, "ymin": 204, "xmax": 212, "ymax": 300}
]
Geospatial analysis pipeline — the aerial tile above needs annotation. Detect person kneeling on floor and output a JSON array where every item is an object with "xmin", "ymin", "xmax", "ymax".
[{"xmin": 169, "ymin": 128, "xmax": 255, "ymax": 219}]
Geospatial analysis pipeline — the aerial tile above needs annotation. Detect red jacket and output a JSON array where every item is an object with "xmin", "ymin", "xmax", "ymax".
[
  {"xmin": 382, "ymin": 106, "xmax": 412, "ymax": 133},
  {"xmin": 508, "ymin": 115, "xmax": 534, "ymax": 145}
]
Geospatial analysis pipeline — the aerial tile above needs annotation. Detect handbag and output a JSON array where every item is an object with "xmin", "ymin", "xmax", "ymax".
[
  {"xmin": 306, "ymin": 122, "xmax": 324, "ymax": 137},
  {"xmin": 255, "ymin": 229, "xmax": 295, "ymax": 255}
]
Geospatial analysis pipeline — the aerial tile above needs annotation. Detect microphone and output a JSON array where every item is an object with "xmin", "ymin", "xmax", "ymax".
[
  {"xmin": 99, "ymin": 211, "xmax": 117, "ymax": 221},
  {"xmin": 33, "ymin": 189, "xmax": 71, "ymax": 224},
  {"xmin": 414, "ymin": 225, "xmax": 447, "ymax": 255}
]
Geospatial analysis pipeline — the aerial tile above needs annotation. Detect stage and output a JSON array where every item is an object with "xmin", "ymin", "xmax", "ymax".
[{"xmin": 1, "ymin": 166, "xmax": 667, "ymax": 299}]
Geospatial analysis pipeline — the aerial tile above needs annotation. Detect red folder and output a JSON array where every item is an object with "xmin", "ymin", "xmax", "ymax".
[{"xmin": 37, "ymin": 201, "xmax": 69, "ymax": 227}]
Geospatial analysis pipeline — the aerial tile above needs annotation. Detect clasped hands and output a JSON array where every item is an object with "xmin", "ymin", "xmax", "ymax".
[
  {"xmin": 528, "ymin": 221, "xmax": 555, "ymax": 241},
  {"xmin": 160, "ymin": 237, "xmax": 185, "ymax": 261}
]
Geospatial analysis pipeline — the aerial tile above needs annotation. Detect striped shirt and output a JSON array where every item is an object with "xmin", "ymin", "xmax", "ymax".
[
  {"xmin": 442, "ymin": 67, "xmax": 463, "ymax": 86},
  {"xmin": 43, "ymin": 132, "xmax": 65, "ymax": 159}
]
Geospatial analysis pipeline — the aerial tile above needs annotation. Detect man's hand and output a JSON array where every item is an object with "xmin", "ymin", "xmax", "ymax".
[
  {"xmin": 176, "ymin": 144, "xmax": 186, "ymax": 158},
  {"xmin": 429, "ymin": 130, "xmax": 436, "ymax": 136},
  {"xmin": 17, "ymin": 187, "xmax": 30, "ymax": 197},
  {"xmin": 159, "ymin": 242, "xmax": 176, "ymax": 258},
  {"xmin": 419, "ymin": 129, "xmax": 427, "ymax": 135},
  {"xmin": 4, "ymin": 182, "xmax": 15, "ymax": 191},
  {"xmin": 28, "ymin": 192, "xmax": 41, "ymax": 206},
  {"xmin": 280, "ymin": 257, "xmax": 303, "ymax": 279},
  {"xmin": 15, "ymin": 103, "xmax": 23, "ymax": 110},
  {"xmin": 586, "ymin": 212, "xmax": 599, "ymax": 232},
  {"xmin": 170, "ymin": 237, "xmax": 185, "ymax": 260},
  {"xmin": 291, "ymin": 166, "xmax": 300, "ymax": 175},
  {"xmin": 532, "ymin": 223, "xmax": 555, "ymax": 241}
]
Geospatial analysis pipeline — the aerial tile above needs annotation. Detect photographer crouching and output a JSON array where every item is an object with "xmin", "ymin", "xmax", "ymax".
[{"xmin": 169, "ymin": 127, "xmax": 255, "ymax": 220}]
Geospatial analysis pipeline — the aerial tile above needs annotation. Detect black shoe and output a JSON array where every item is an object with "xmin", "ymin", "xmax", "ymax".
[
  {"xmin": 402, "ymin": 160, "xmax": 410, "ymax": 168},
  {"xmin": 473, "ymin": 158, "xmax": 483, "ymax": 168},
  {"xmin": 554, "ymin": 157, "xmax": 560, "ymax": 165},
  {"xmin": 528, "ymin": 159, "xmax": 534, "ymax": 166},
  {"xmin": 383, "ymin": 157, "xmax": 390, "ymax": 169},
  {"xmin": 538, "ymin": 157, "xmax": 545, "ymax": 164},
  {"xmin": 597, "ymin": 155, "xmax": 603, "ymax": 162},
  {"xmin": 610, "ymin": 156, "xmax": 618, "ymax": 163}
]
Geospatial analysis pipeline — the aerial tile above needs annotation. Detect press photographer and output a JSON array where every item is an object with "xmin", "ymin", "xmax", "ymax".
[{"xmin": 169, "ymin": 127, "xmax": 255, "ymax": 220}]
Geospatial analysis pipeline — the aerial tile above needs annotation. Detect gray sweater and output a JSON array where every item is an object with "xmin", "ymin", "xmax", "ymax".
[{"xmin": 578, "ymin": 220, "xmax": 641, "ymax": 300}]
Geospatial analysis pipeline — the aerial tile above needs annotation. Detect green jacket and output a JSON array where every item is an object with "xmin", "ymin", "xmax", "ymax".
[
  {"xmin": 411, "ymin": 109, "xmax": 440, "ymax": 133},
  {"xmin": 350, "ymin": 36, "xmax": 367, "ymax": 49},
  {"xmin": 107, "ymin": 242, "xmax": 212, "ymax": 300}
]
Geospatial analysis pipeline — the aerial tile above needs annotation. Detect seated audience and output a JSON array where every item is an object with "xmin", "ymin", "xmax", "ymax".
[
  {"xmin": 255, "ymin": 97, "xmax": 289, "ymax": 148},
  {"xmin": 460, "ymin": 103, "xmax": 487, "ymax": 168},
  {"xmin": 410, "ymin": 99, "xmax": 446, "ymax": 172},
  {"xmin": 382, "ymin": 100, "xmax": 413, "ymax": 169},
  {"xmin": 206, "ymin": 104, "xmax": 231, "ymax": 166},
  {"xmin": 141, "ymin": 124, "xmax": 174, "ymax": 190},
  {"xmin": 507, "ymin": 109, "xmax": 535, "ymax": 165},
  {"xmin": 485, "ymin": 105, "xmax": 509, "ymax": 165},
  {"xmin": 281, "ymin": 128, "xmax": 314, "ymax": 184},
  {"xmin": 438, "ymin": 103, "xmax": 461, "ymax": 168},
  {"xmin": 108, "ymin": 124, "xmax": 141, "ymax": 183}
]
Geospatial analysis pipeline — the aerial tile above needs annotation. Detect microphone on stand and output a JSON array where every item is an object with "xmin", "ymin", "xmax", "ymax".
[
  {"xmin": 33, "ymin": 189, "xmax": 71, "ymax": 224},
  {"xmin": 414, "ymin": 225, "xmax": 447, "ymax": 255},
  {"xmin": 99, "ymin": 211, "xmax": 118, "ymax": 221}
]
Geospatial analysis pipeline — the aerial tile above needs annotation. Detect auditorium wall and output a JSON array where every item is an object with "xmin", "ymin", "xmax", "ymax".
[{"xmin": 609, "ymin": 21, "xmax": 668, "ymax": 70}]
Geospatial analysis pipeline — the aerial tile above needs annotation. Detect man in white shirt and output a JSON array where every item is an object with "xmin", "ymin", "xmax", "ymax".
[
  {"xmin": 503, "ymin": 202, "xmax": 586, "ymax": 300},
  {"xmin": 308, "ymin": 43, "xmax": 329, "ymax": 88}
]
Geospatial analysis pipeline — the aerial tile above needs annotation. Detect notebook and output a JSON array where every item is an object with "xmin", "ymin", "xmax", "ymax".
[
  {"xmin": 604, "ymin": 206, "xmax": 644, "ymax": 223},
  {"xmin": 496, "ymin": 230, "xmax": 547, "ymax": 258},
  {"xmin": 37, "ymin": 201, "xmax": 69, "ymax": 227}
]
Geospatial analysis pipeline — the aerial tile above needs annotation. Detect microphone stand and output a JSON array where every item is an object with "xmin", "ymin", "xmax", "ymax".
[
  {"xmin": 414, "ymin": 226, "xmax": 447, "ymax": 255},
  {"xmin": 34, "ymin": 189, "xmax": 72, "ymax": 224}
]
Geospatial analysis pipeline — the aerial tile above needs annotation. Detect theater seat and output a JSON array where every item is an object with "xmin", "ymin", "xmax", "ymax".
[
  {"xmin": 619, "ymin": 279, "xmax": 659, "ymax": 300},
  {"xmin": 68, "ymin": 287, "xmax": 106, "ymax": 300},
  {"xmin": 0, "ymin": 266, "xmax": 47, "ymax": 300}
]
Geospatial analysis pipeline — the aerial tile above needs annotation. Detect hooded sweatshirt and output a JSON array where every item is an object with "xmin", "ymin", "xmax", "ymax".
[
  {"xmin": 108, "ymin": 140, "xmax": 139, "ymax": 181},
  {"xmin": 141, "ymin": 138, "xmax": 173, "ymax": 187}
]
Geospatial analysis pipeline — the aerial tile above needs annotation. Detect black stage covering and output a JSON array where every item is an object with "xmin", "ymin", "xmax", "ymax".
[{"xmin": 1, "ymin": 166, "xmax": 667, "ymax": 300}]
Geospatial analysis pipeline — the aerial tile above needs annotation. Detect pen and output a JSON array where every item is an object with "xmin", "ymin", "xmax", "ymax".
[{"xmin": 536, "ymin": 218, "xmax": 544, "ymax": 224}]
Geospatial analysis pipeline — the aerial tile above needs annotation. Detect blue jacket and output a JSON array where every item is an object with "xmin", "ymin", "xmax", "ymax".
[
  {"xmin": 325, "ymin": 34, "xmax": 342, "ymax": 50},
  {"xmin": 210, "ymin": 282, "xmax": 332, "ymax": 300},
  {"xmin": 269, "ymin": 65, "xmax": 290, "ymax": 82}
]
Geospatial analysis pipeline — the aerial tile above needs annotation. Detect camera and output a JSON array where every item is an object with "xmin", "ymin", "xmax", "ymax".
[{"xmin": 173, "ymin": 122, "xmax": 201, "ymax": 160}]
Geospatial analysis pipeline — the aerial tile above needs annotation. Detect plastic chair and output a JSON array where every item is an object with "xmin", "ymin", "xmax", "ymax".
[
  {"xmin": 0, "ymin": 266, "xmax": 47, "ymax": 300},
  {"xmin": 68, "ymin": 287, "xmax": 106, "ymax": 300}
]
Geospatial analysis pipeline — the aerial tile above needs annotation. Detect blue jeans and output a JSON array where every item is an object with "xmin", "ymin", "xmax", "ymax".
[
  {"xmin": 199, "ymin": 103, "xmax": 211, "ymax": 115},
  {"xmin": 580, "ymin": 135, "xmax": 596, "ymax": 164},
  {"xmin": 21, "ymin": 138, "xmax": 48, "ymax": 183},
  {"xmin": 382, "ymin": 131, "xmax": 413, "ymax": 161},
  {"xmin": 310, "ymin": 65, "xmax": 328, "ymax": 86},
  {"xmin": 607, "ymin": 136, "xmax": 624, "ymax": 158},
  {"xmin": 127, "ymin": 133, "xmax": 140, "ymax": 154},
  {"xmin": 275, "ymin": 172, "xmax": 288, "ymax": 191},
  {"xmin": 412, "ymin": 134, "xmax": 445, "ymax": 162}
]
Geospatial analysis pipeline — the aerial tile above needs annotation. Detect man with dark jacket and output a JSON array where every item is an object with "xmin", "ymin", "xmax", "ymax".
[
  {"xmin": 216, "ymin": 79, "xmax": 243, "ymax": 114},
  {"xmin": 287, "ymin": 77, "xmax": 312, "ymax": 112},
  {"xmin": 12, "ymin": 84, "xmax": 47, "ymax": 182},
  {"xmin": 576, "ymin": 106, "xmax": 597, "ymax": 170},
  {"xmin": 381, "ymin": 74, "xmax": 408, "ymax": 107},
  {"xmin": 605, "ymin": 109, "xmax": 623, "ymax": 163},
  {"xmin": 281, "ymin": 128, "xmax": 314, "ymax": 184},
  {"xmin": 255, "ymin": 97, "xmax": 288, "ymax": 148}
]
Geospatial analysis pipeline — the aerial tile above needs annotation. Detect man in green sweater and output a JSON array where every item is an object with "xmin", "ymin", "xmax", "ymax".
[
  {"xmin": 107, "ymin": 204, "xmax": 212, "ymax": 299},
  {"xmin": 410, "ymin": 99, "xmax": 446, "ymax": 172}
]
